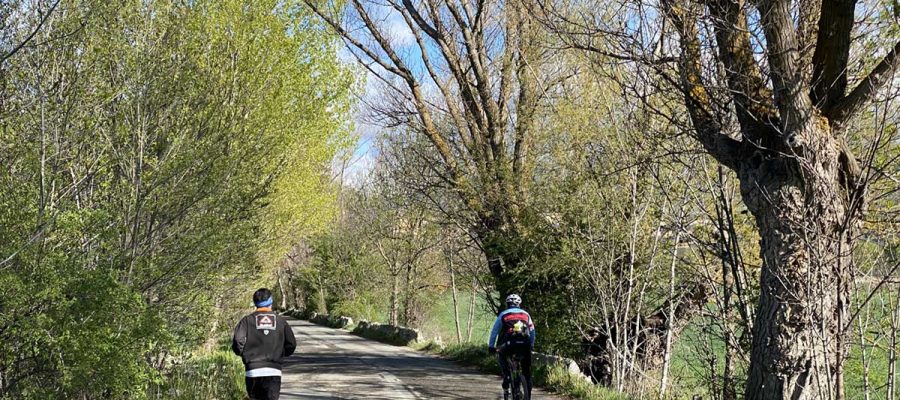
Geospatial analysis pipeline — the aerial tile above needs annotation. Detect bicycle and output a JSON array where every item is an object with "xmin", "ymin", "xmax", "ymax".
[
  {"xmin": 498, "ymin": 345, "xmax": 530, "ymax": 400},
  {"xmin": 508, "ymin": 352, "xmax": 530, "ymax": 400}
]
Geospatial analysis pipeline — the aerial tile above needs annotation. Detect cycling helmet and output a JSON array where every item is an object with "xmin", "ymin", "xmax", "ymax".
[{"xmin": 505, "ymin": 294, "xmax": 522, "ymax": 308}]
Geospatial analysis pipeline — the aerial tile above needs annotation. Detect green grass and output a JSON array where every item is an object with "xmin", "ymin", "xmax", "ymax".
[
  {"xmin": 438, "ymin": 343, "xmax": 502, "ymax": 374},
  {"xmin": 418, "ymin": 292, "xmax": 495, "ymax": 345},
  {"xmin": 438, "ymin": 343, "xmax": 632, "ymax": 400},
  {"xmin": 538, "ymin": 365, "xmax": 632, "ymax": 400},
  {"xmin": 146, "ymin": 350, "xmax": 245, "ymax": 400}
]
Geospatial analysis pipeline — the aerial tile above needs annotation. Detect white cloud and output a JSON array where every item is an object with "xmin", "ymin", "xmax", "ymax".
[{"xmin": 386, "ymin": 15, "xmax": 415, "ymax": 46}]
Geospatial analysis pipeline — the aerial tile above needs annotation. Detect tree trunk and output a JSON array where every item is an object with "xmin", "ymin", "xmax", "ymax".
[
  {"xmin": 658, "ymin": 231, "xmax": 681, "ymax": 398},
  {"xmin": 402, "ymin": 262, "xmax": 416, "ymax": 326},
  {"xmin": 888, "ymin": 288, "xmax": 899, "ymax": 400},
  {"xmin": 449, "ymin": 254, "xmax": 463, "ymax": 344},
  {"xmin": 390, "ymin": 272, "xmax": 399, "ymax": 326},
  {"xmin": 742, "ymin": 122, "xmax": 854, "ymax": 399},
  {"xmin": 722, "ymin": 256, "xmax": 738, "ymax": 400},
  {"xmin": 277, "ymin": 272, "xmax": 288, "ymax": 310},
  {"xmin": 203, "ymin": 296, "xmax": 223, "ymax": 352},
  {"xmin": 291, "ymin": 273, "xmax": 305, "ymax": 311},
  {"xmin": 717, "ymin": 171, "xmax": 739, "ymax": 400},
  {"xmin": 466, "ymin": 279, "xmax": 477, "ymax": 342},
  {"xmin": 317, "ymin": 279, "xmax": 328, "ymax": 314}
]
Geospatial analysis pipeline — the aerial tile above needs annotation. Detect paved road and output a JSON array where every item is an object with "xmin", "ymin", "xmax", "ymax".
[{"xmin": 279, "ymin": 318, "xmax": 565, "ymax": 399}]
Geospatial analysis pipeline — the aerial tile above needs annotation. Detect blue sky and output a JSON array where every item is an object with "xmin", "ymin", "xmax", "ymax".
[{"xmin": 331, "ymin": 1, "xmax": 434, "ymax": 187}]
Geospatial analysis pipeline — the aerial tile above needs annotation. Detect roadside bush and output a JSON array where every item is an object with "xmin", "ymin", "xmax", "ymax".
[{"xmin": 147, "ymin": 351, "xmax": 245, "ymax": 400}]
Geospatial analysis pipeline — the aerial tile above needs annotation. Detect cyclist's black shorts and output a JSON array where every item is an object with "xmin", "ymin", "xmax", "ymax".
[{"xmin": 499, "ymin": 341, "xmax": 531, "ymax": 356}]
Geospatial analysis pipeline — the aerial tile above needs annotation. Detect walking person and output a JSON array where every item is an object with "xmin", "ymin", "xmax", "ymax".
[{"xmin": 232, "ymin": 288, "xmax": 297, "ymax": 400}]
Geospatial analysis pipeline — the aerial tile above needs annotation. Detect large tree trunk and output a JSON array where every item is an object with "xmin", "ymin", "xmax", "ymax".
[
  {"xmin": 650, "ymin": 0, "xmax": 887, "ymax": 393},
  {"xmin": 742, "ymin": 121, "xmax": 854, "ymax": 399},
  {"xmin": 483, "ymin": 236, "xmax": 522, "ymax": 308}
]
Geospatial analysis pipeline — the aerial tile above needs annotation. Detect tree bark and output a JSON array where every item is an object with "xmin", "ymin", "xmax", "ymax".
[
  {"xmin": 602, "ymin": 0, "xmax": 890, "ymax": 394},
  {"xmin": 658, "ymin": 230, "xmax": 681, "ymax": 398},
  {"xmin": 277, "ymin": 272, "xmax": 288, "ymax": 310},
  {"xmin": 467, "ymin": 279, "xmax": 477, "ymax": 341},
  {"xmin": 449, "ymin": 254, "xmax": 463, "ymax": 343},
  {"xmin": 390, "ymin": 272, "xmax": 400, "ymax": 326},
  {"xmin": 888, "ymin": 288, "xmax": 900, "ymax": 400},
  {"xmin": 741, "ymin": 120, "xmax": 854, "ymax": 399}
]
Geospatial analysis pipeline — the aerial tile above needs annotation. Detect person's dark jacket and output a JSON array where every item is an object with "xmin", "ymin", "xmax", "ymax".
[{"xmin": 231, "ymin": 310, "xmax": 297, "ymax": 371}]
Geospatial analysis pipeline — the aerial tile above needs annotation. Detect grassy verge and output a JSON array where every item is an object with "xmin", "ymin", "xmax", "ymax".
[
  {"xmin": 147, "ymin": 351, "xmax": 245, "ymax": 400},
  {"xmin": 437, "ymin": 343, "xmax": 630, "ymax": 400}
]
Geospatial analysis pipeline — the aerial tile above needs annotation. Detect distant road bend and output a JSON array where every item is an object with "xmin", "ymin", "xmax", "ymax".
[{"xmin": 279, "ymin": 318, "xmax": 565, "ymax": 399}]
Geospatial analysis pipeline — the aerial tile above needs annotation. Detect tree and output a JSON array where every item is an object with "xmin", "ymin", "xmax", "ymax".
[
  {"xmin": 354, "ymin": 180, "xmax": 445, "ymax": 326},
  {"xmin": 540, "ymin": 0, "xmax": 900, "ymax": 397},
  {"xmin": 302, "ymin": 0, "xmax": 554, "ymax": 295},
  {"xmin": 0, "ymin": 0, "xmax": 353, "ymax": 397}
]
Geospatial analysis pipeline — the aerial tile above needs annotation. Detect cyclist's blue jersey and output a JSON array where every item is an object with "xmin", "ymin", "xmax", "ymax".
[{"xmin": 488, "ymin": 307, "xmax": 536, "ymax": 348}]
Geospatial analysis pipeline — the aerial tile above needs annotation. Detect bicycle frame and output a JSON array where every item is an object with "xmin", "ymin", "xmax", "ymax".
[{"xmin": 505, "ymin": 352, "xmax": 529, "ymax": 400}]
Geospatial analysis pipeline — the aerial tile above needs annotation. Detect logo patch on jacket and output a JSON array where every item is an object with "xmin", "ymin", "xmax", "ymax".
[
  {"xmin": 256, "ymin": 314, "xmax": 276, "ymax": 335},
  {"xmin": 501, "ymin": 311, "xmax": 532, "ymax": 343}
]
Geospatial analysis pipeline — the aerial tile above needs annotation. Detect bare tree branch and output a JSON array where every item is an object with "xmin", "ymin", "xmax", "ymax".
[
  {"xmin": 303, "ymin": 0, "xmax": 408, "ymax": 78},
  {"xmin": 753, "ymin": 0, "xmax": 815, "ymax": 132},
  {"xmin": 810, "ymin": 0, "xmax": 857, "ymax": 109},
  {"xmin": 661, "ymin": 0, "xmax": 743, "ymax": 170},
  {"xmin": 706, "ymin": 0, "xmax": 776, "ymax": 140},
  {"xmin": 828, "ymin": 40, "xmax": 900, "ymax": 125},
  {"xmin": 1, "ymin": 0, "xmax": 61, "ymax": 66}
]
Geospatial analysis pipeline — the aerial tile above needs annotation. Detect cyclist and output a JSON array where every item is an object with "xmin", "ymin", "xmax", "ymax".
[{"xmin": 488, "ymin": 294, "xmax": 535, "ymax": 400}]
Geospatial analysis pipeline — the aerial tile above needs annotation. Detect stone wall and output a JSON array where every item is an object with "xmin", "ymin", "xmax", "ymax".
[
  {"xmin": 310, "ymin": 313, "xmax": 354, "ymax": 329},
  {"xmin": 283, "ymin": 309, "xmax": 352, "ymax": 329},
  {"xmin": 283, "ymin": 309, "xmax": 420, "ymax": 346},
  {"xmin": 352, "ymin": 320, "xmax": 421, "ymax": 346},
  {"xmin": 532, "ymin": 353, "xmax": 588, "ymax": 382}
]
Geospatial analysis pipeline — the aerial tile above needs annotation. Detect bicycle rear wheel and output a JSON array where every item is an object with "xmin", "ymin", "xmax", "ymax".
[
  {"xmin": 511, "ymin": 373, "xmax": 523, "ymax": 400},
  {"xmin": 508, "ymin": 357, "xmax": 522, "ymax": 400},
  {"xmin": 515, "ymin": 371, "xmax": 529, "ymax": 400}
]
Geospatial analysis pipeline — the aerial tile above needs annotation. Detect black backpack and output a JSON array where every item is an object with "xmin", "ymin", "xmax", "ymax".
[{"xmin": 501, "ymin": 310, "xmax": 531, "ymax": 345}]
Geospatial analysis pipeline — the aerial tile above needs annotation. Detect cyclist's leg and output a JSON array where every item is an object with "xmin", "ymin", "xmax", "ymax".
[
  {"xmin": 498, "ymin": 347, "xmax": 512, "ymax": 392},
  {"xmin": 520, "ymin": 347, "xmax": 533, "ymax": 399}
]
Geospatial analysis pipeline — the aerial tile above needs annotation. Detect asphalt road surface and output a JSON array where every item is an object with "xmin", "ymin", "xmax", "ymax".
[{"xmin": 279, "ymin": 318, "xmax": 565, "ymax": 399}]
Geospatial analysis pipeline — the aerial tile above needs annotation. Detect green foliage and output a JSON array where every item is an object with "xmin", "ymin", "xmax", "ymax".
[
  {"xmin": 147, "ymin": 351, "xmax": 245, "ymax": 400},
  {"xmin": 0, "ymin": 0, "xmax": 354, "ymax": 398},
  {"xmin": 294, "ymin": 223, "xmax": 389, "ymax": 317}
]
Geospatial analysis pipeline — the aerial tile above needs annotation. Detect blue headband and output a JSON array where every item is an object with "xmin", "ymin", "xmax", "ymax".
[{"xmin": 255, "ymin": 297, "xmax": 273, "ymax": 308}]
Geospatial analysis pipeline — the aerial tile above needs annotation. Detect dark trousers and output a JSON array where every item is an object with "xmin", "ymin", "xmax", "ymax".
[
  {"xmin": 498, "ymin": 343, "xmax": 532, "ymax": 397},
  {"xmin": 245, "ymin": 376, "xmax": 281, "ymax": 400}
]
